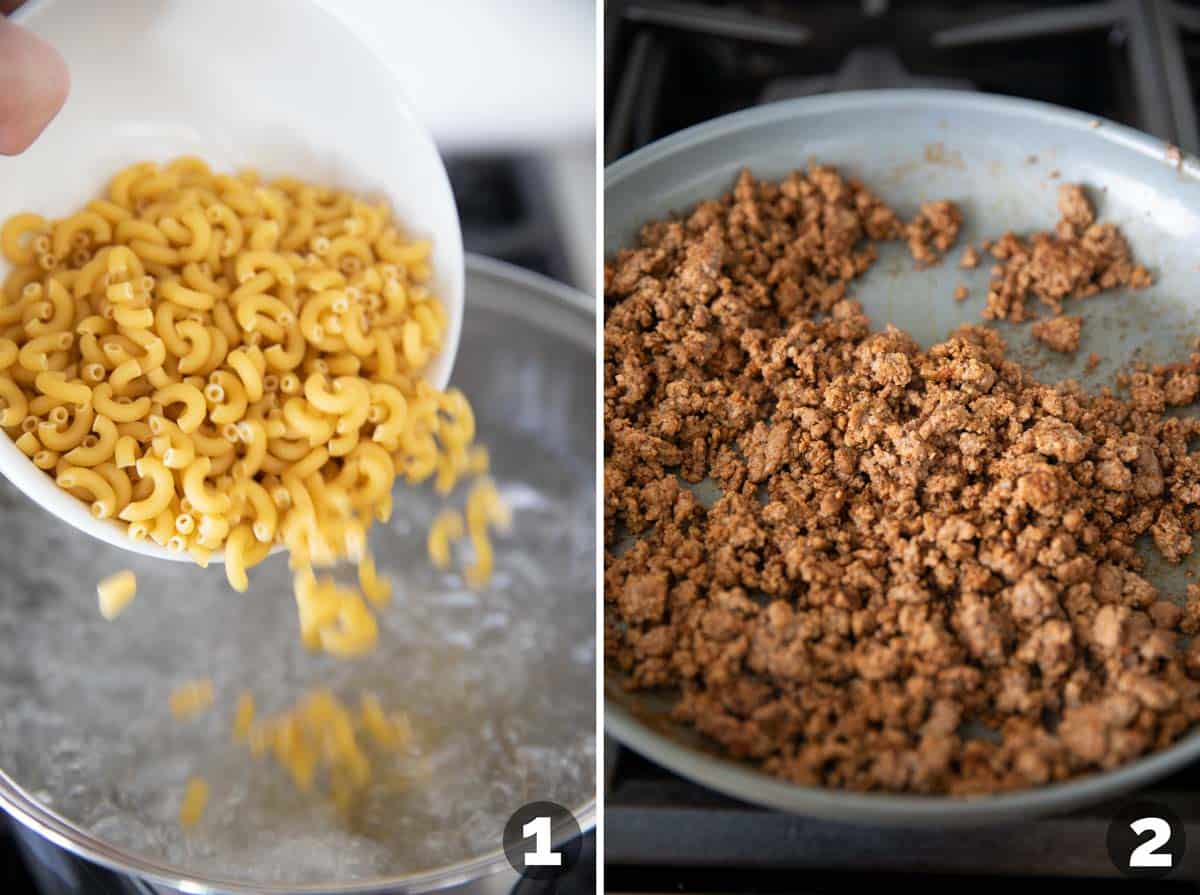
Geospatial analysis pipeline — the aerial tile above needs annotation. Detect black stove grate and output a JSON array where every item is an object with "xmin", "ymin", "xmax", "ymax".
[
  {"xmin": 606, "ymin": 745, "xmax": 1200, "ymax": 881},
  {"xmin": 445, "ymin": 155, "xmax": 572, "ymax": 285},
  {"xmin": 605, "ymin": 0, "xmax": 1200, "ymax": 162}
]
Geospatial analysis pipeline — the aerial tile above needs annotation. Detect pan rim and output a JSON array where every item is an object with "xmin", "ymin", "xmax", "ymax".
[
  {"xmin": 604, "ymin": 87, "xmax": 1200, "ymax": 825},
  {"xmin": 605, "ymin": 87, "xmax": 1197, "ymax": 188}
]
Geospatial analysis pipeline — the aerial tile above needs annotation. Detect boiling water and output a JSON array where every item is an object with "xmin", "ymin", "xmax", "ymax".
[{"xmin": 0, "ymin": 274, "xmax": 596, "ymax": 886}]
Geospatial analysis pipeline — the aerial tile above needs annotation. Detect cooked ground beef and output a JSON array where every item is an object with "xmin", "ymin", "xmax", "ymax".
[
  {"xmin": 981, "ymin": 183, "xmax": 1152, "ymax": 324},
  {"xmin": 906, "ymin": 200, "xmax": 963, "ymax": 268},
  {"xmin": 604, "ymin": 165, "xmax": 1200, "ymax": 796},
  {"xmin": 1031, "ymin": 315, "xmax": 1083, "ymax": 354}
]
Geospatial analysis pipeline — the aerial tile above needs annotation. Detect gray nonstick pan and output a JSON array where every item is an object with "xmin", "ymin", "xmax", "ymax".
[{"xmin": 605, "ymin": 89, "xmax": 1200, "ymax": 826}]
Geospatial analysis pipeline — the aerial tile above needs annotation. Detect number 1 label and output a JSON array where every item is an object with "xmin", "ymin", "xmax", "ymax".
[{"xmin": 522, "ymin": 815, "xmax": 563, "ymax": 867}]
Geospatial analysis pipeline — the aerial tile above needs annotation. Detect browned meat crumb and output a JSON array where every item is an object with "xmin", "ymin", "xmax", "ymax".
[
  {"xmin": 1056, "ymin": 183, "xmax": 1094, "ymax": 234},
  {"xmin": 1087, "ymin": 353, "xmax": 1101, "ymax": 372},
  {"xmin": 954, "ymin": 285, "xmax": 969, "ymax": 302},
  {"xmin": 906, "ymin": 200, "xmax": 963, "ymax": 268},
  {"xmin": 605, "ymin": 165, "xmax": 1200, "ymax": 797},
  {"xmin": 982, "ymin": 183, "xmax": 1152, "ymax": 323},
  {"xmin": 1031, "ymin": 315, "xmax": 1082, "ymax": 353},
  {"xmin": 1125, "ymin": 358, "xmax": 1200, "ymax": 411},
  {"xmin": 960, "ymin": 246, "xmax": 979, "ymax": 269}
]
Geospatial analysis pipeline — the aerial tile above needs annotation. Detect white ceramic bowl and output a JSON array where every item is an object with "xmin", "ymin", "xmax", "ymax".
[{"xmin": 1, "ymin": 0, "xmax": 464, "ymax": 562}]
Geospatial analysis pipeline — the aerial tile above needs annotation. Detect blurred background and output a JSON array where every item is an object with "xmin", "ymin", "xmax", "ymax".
[{"xmin": 330, "ymin": 0, "xmax": 596, "ymax": 293}]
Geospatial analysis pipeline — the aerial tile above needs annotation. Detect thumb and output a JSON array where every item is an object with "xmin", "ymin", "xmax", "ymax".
[{"xmin": 0, "ymin": 16, "xmax": 69, "ymax": 155}]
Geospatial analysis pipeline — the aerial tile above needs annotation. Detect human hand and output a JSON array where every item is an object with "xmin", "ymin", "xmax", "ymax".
[{"xmin": 0, "ymin": 2, "xmax": 69, "ymax": 155}]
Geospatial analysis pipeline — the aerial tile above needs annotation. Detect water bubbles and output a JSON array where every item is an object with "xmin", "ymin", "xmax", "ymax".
[{"xmin": 0, "ymin": 430, "xmax": 594, "ymax": 884}]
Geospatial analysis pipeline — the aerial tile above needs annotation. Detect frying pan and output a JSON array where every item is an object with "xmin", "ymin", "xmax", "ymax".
[{"xmin": 605, "ymin": 89, "xmax": 1200, "ymax": 826}]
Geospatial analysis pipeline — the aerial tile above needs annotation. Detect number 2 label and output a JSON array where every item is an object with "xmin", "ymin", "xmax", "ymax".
[
  {"xmin": 1129, "ymin": 817, "xmax": 1173, "ymax": 869},
  {"xmin": 522, "ymin": 815, "xmax": 563, "ymax": 867}
]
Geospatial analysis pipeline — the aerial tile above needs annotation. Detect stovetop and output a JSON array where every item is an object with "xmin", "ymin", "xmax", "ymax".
[
  {"xmin": 605, "ymin": 0, "xmax": 1200, "ymax": 162},
  {"xmin": 445, "ymin": 154, "xmax": 574, "ymax": 284},
  {"xmin": 605, "ymin": 744, "xmax": 1200, "ymax": 884},
  {"xmin": 605, "ymin": 0, "xmax": 1200, "ymax": 887}
]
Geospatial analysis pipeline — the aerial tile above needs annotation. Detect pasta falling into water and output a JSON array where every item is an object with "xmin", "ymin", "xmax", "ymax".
[
  {"xmin": 237, "ymin": 687, "xmax": 423, "ymax": 820},
  {"xmin": 0, "ymin": 158, "xmax": 508, "ymax": 655},
  {"xmin": 173, "ymin": 684, "xmax": 425, "ymax": 826},
  {"xmin": 178, "ymin": 776, "xmax": 208, "ymax": 829},
  {"xmin": 464, "ymin": 477, "xmax": 511, "ymax": 588},
  {"xmin": 96, "ymin": 569, "xmax": 136, "ymax": 619},
  {"xmin": 232, "ymin": 690, "xmax": 256, "ymax": 743},
  {"xmin": 169, "ymin": 678, "xmax": 215, "ymax": 719}
]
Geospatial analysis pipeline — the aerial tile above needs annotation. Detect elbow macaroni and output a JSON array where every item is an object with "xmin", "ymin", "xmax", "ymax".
[
  {"xmin": 234, "ymin": 686, "xmax": 419, "ymax": 817},
  {"xmin": 96, "ymin": 569, "xmax": 137, "ymax": 620},
  {"xmin": 1, "ymin": 159, "xmax": 500, "ymax": 658},
  {"xmin": 178, "ymin": 776, "xmax": 208, "ymax": 829},
  {"xmin": 170, "ymin": 678, "xmax": 215, "ymax": 719}
]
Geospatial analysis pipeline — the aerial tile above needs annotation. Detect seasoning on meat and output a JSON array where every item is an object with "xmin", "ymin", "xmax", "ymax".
[
  {"xmin": 605, "ymin": 165, "xmax": 1200, "ymax": 796},
  {"xmin": 981, "ymin": 183, "xmax": 1151, "ymax": 323},
  {"xmin": 1031, "ymin": 315, "xmax": 1083, "ymax": 354},
  {"xmin": 906, "ymin": 200, "xmax": 963, "ymax": 268}
]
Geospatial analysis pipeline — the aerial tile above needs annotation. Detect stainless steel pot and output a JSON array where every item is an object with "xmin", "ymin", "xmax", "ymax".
[
  {"xmin": 0, "ymin": 255, "xmax": 596, "ymax": 892},
  {"xmin": 605, "ymin": 89, "xmax": 1200, "ymax": 825}
]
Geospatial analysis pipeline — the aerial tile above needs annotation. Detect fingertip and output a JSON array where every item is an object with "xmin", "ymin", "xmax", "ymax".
[
  {"xmin": 0, "ymin": 18, "xmax": 70, "ymax": 155},
  {"xmin": 37, "ymin": 33, "xmax": 70, "ymax": 125},
  {"xmin": 46, "ymin": 36, "xmax": 70, "ymax": 114}
]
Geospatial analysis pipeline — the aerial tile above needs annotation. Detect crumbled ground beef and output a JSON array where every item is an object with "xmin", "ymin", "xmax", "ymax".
[
  {"xmin": 954, "ymin": 285, "xmax": 969, "ymax": 302},
  {"xmin": 1031, "ymin": 315, "xmax": 1083, "ymax": 354},
  {"xmin": 906, "ymin": 200, "xmax": 963, "ymax": 268},
  {"xmin": 605, "ymin": 165, "xmax": 1200, "ymax": 796},
  {"xmin": 1119, "ymin": 358, "xmax": 1200, "ymax": 414},
  {"xmin": 981, "ymin": 183, "xmax": 1152, "ymax": 324}
]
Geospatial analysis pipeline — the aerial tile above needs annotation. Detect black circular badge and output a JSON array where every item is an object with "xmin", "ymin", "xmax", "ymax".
[
  {"xmin": 502, "ymin": 800, "xmax": 583, "ymax": 880},
  {"xmin": 1106, "ymin": 799, "xmax": 1186, "ymax": 879}
]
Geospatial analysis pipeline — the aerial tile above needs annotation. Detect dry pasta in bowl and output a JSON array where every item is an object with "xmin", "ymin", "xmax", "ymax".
[{"xmin": 0, "ymin": 156, "xmax": 504, "ymax": 657}]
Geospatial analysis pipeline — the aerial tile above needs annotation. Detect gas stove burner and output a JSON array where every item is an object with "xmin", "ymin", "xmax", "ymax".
[
  {"xmin": 761, "ymin": 46, "xmax": 975, "ymax": 103},
  {"xmin": 622, "ymin": 0, "xmax": 811, "ymax": 46},
  {"xmin": 605, "ymin": 1, "xmax": 1200, "ymax": 160},
  {"xmin": 930, "ymin": 1, "xmax": 1200, "ymax": 153}
]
